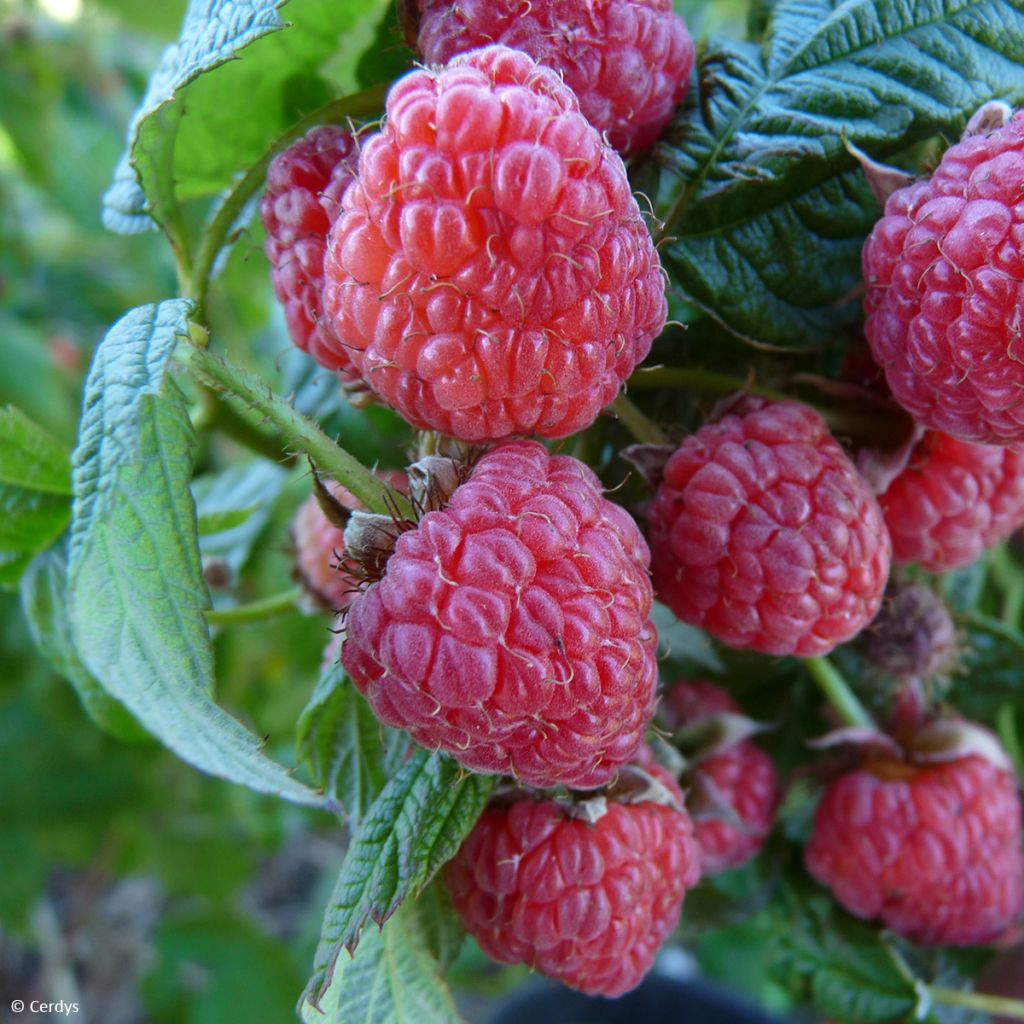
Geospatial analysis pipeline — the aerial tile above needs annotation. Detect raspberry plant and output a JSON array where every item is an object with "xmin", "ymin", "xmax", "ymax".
[{"xmin": 10, "ymin": 0, "xmax": 1024, "ymax": 1021}]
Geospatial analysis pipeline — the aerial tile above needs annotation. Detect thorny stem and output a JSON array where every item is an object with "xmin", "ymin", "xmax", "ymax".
[
  {"xmin": 206, "ymin": 586, "xmax": 303, "ymax": 626},
  {"xmin": 182, "ymin": 340, "xmax": 410, "ymax": 518},
  {"xmin": 189, "ymin": 83, "xmax": 389, "ymax": 316},
  {"xmin": 610, "ymin": 393, "xmax": 667, "ymax": 445},
  {"xmin": 804, "ymin": 656, "xmax": 875, "ymax": 730}
]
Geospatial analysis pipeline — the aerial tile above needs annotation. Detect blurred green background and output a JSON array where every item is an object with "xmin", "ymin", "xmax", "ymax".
[{"xmin": 0, "ymin": 1, "xmax": 778, "ymax": 1021}]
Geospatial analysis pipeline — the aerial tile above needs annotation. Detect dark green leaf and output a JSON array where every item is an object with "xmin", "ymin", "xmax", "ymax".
[
  {"xmin": 20, "ymin": 541, "xmax": 148, "ymax": 743},
  {"xmin": 0, "ymin": 406, "xmax": 72, "ymax": 494},
  {"xmin": 407, "ymin": 878, "xmax": 466, "ymax": 973},
  {"xmin": 296, "ymin": 658, "xmax": 400, "ymax": 823},
  {"xmin": 300, "ymin": 908, "xmax": 460, "ymax": 1024},
  {"xmin": 0, "ymin": 483, "xmax": 70, "ymax": 586},
  {"xmin": 776, "ymin": 887, "xmax": 916, "ymax": 1022},
  {"xmin": 68, "ymin": 301, "xmax": 324, "ymax": 808},
  {"xmin": 103, "ymin": 0, "xmax": 392, "ymax": 235},
  {"xmin": 660, "ymin": 0, "xmax": 1024, "ymax": 347},
  {"xmin": 305, "ymin": 752, "xmax": 495, "ymax": 1007}
]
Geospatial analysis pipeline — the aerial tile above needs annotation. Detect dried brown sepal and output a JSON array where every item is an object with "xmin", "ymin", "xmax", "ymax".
[
  {"xmin": 842, "ymin": 133, "xmax": 915, "ymax": 207},
  {"xmin": 686, "ymin": 771, "xmax": 753, "ymax": 833},
  {"xmin": 906, "ymin": 719, "xmax": 1013, "ymax": 772},
  {"xmin": 312, "ymin": 465, "xmax": 352, "ymax": 530},
  {"xmin": 342, "ymin": 510, "xmax": 408, "ymax": 581},
  {"xmin": 807, "ymin": 726, "xmax": 904, "ymax": 760},
  {"xmin": 620, "ymin": 443, "xmax": 675, "ymax": 491},
  {"xmin": 676, "ymin": 711, "xmax": 773, "ymax": 763},
  {"xmin": 964, "ymin": 100, "xmax": 1014, "ymax": 138}
]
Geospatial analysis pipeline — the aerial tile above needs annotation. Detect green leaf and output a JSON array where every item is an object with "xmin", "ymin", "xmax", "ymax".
[
  {"xmin": 68, "ymin": 302, "xmax": 324, "ymax": 808},
  {"xmin": 776, "ymin": 888, "xmax": 916, "ymax": 1022},
  {"xmin": 192, "ymin": 459, "xmax": 288, "ymax": 573},
  {"xmin": 305, "ymin": 752, "xmax": 495, "ymax": 1008},
  {"xmin": 0, "ymin": 406, "xmax": 72, "ymax": 494},
  {"xmin": 296, "ymin": 658, "xmax": 401, "ymax": 823},
  {"xmin": 0, "ymin": 483, "xmax": 70, "ymax": 583},
  {"xmin": 20, "ymin": 541, "xmax": 148, "ymax": 743},
  {"xmin": 407, "ymin": 878, "xmax": 466, "ymax": 973},
  {"xmin": 660, "ymin": 0, "xmax": 1024, "ymax": 348},
  {"xmin": 103, "ymin": 0, "xmax": 391, "ymax": 236},
  {"xmin": 300, "ymin": 908, "xmax": 461, "ymax": 1024}
]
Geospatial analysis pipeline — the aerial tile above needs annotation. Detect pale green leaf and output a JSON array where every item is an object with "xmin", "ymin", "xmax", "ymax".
[{"xmin": 0, "ymin": 406, "xmax": 71, "ymax": 494}]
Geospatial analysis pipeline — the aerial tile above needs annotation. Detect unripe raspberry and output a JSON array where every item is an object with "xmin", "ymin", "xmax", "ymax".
[
  {"xmin": 863, "ymin": 110, "xmax": 1024, "ymax": 443},
  {"xmin": 341, "ymin": 441, "xmax": 657, "ymax": 788},
  {"xmin": 443, "ymin": 766, "xmax": 700, "ymax": 996},
  {"xmin": 665, "ymin": 680, "xmax": 779, "ymax": 874},
  {"xmin": 412, "ymin": 0, "xmax": 694, "ymax": 155},
  {"xmin": 292, "ymin": 473, "xmax": 407, "ymax": 612},
  {"xmin": 806, "ymin": 754, "xmax": 1024, "ymax": 946},
  {"xmin": 322, "ymin": 45, "xmax": 667, "ymax": 442},
  {"xmin": 260, "ymin": 126, "xmax": 361, "ymax": 381},
  {"xmin": 859, "ymin": 582, "xmax": 957, "ymax": 681},
  {"xmin": 878, "ymin": 430, "xmax": 1024, "ymax": 572},
  {"xmin": 649, "ymin": 401, "xmax": 891, "ymax": 657}
]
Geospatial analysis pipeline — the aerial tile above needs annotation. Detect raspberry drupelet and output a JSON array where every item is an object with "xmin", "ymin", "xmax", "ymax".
[
  {"xmin": 649, "ymin": 400, "xmax": 891, "ymax": 657},
  {"xmin": 412, "ymin": 0, "xmax": 694, "ymax": 155},
  {"xmin": 863, "ymin": 110, "xmax": 1024, "ymax": 443},
  {"xmin": 340, "ymin": 441, "xmax": 658, "ymax": 788},
  {"xmin": 321, "ymin": 45, "xmax": 667, "ymax": 442}
]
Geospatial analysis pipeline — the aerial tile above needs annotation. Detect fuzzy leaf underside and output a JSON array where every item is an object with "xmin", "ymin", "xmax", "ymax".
[
  {"xmin": 661, "ymin": 0, "xmax": 1024, "ymax": 348},
  {"xmin": 305, "ymin": 751, "xmax": 495, "ymax": 1008},
  {"xmin": 102, "ymin": 0, "xmax": 391, "ymax": 235},
  {"xmin": 68, "ymin": 301, "xmax": 323, "ymax": 808},
  {"xmin": 300, "ymin": 909, "xmax": 460, "ymax": 1024}
]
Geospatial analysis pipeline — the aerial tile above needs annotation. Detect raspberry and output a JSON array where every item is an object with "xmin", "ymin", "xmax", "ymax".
[
  {"xmin": 877, "ymin": 430, "xmax": 1024, "ymax": 572},
  {"xmin": 292, "ymin": 473, "xmax": 407, "ymax": 612},
  {"xmin": 260, "ymin": 125, "xmax": 361, "ymax": 381},
  {"xmin": 412, "ymin": 0, "xmax": 694, "ymax": 155},
  {"xmin": 665, "ymin": 680, "xmax": 779, "ymax": 874},
  {"xmin": 443, "ymin": 769, "xmax": 700, "ymax": 995},
  {"xmin": 805, "ymin": 755, "xmax": 1024, "ymax": 946},
  {"xmin": 321, "ymin": 45, "xmax": 667, "ymax": 442},
  {"xmin": 859, "ymin": 582, "xmax": 957, "ymax": 681},
  {"xmin": 648, "ymin": 401, "xmax": 892, "ymax": 657},
  {"xmin": 341, "ymin": 441, "xmax": 657, "ymax": 788},
  {"xmin": 863, "ymin": 111, "xmax": 1024, "ymax": 443}
]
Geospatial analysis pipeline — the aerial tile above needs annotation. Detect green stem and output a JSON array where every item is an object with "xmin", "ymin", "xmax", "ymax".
[
  {"xmin": 190, "ymin": 83, "xmax": 389, "ymax": 313},
  {"xmin": 928, "ymin": 986, "xmax": 1024, "ymax": 1019},
  {"xmin": 182, "ymin": 341, "xmax": 408, "ymax": 518},
  {"xmin": 804, "ymin": 656, "xmax": 874, "ymax": 730},
  {"xmin": 990, "ymin": 545, "xmax": 1024, "ymax": 627},
  {"xmin": 206, "ymin": 586, "xmax": 303, "ymax": 626},
  {"xmin": 611, "ymin": 394, "xmax": 667, "ymax": 445},
  {"xmin": 627, "ymin": 366, "xmax": 911, "ymax": 448}
]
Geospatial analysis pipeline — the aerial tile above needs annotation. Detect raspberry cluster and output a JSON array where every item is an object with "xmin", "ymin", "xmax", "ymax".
[
  {"xmin": 444, "ymin": 758, "xmax": 701, "ymax": 996},
  {"xmin": 322, "ymin": 45, "xmax": 667, "ymax": 441},
  {"xmin": 412, "ymin": 0, "xmax": 694, "ymax": 154}
]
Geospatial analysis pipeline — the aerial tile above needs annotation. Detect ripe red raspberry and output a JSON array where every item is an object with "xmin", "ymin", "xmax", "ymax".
[
  {"xmin": 877, "ymin": 430, "xmax": 1024, "ymax": 572},
  {"xmin": 341, "ymin": 441, "xmax": 657, "ymax": 788},
  {"xmin": 321, "ymin": 45, "xmax": 667, "ymax": 442},
  {"xmin": 665, "ymin": 680, "xmax": 778, "ymax": 874},
  {"xmin": 806, "ymin": 755, "xmax": 1024, "ymax": 945},
  {"xmin": 443, "ymin": 772, "xmax": 700, "ymax": 995},
  {"xmin": 411, "ymin": 0, "xmax": 694, "ymax": 155},
  {"xmin": 260, "ymin": 125, "xmax": 361, "ymax": 381},
  {"xmin": 292, "ymin": 473, "xmax": 407, "ymax": 612},
  {"xmin": 648, "ymin": 401, "xmax": 892, "ymax": 657},
  {"xmin": 863, "ymin": 110, "xmax": 1024, "ymax": 443}
]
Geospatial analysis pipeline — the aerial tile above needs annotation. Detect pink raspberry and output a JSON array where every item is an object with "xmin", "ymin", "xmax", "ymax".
[
  {"xmin": 260, "ymin": 125, "xmax": 361, "ymax": 381},
  {"xmin": 341, "ymin": 441, "xmax": 657, "ymax": 788},
  {"xmin": 292, "ymin": 473, "xmax": 407, "ymax": 612},
  {"xmin": 665, "ymin": 680, "xmax": 778, "ymax": 874},
  {"xmin": 443, "ymin": 766, "xmax": 700, "ymax": 995},
  {"xmin": 806, "ymin": 755, "xmax": 1024, "ymax": 946},
  {"xmin": 878, "ymin": 430, "xmax": 1024, "ymax": 572},
  {"xmin": 863, "ymin": 111, "xmax": 1024, "ymax": 443},
  {"xmin": 412, "ymin": 0, "xmax": 694, "ymax": 155},
  {"xmin": 648, "ymin": 401, "xmax": 892, "ymax": 657},
  {"xmin": 321, "ymin": 45, "xmax": 667, "ymax": 442}
]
